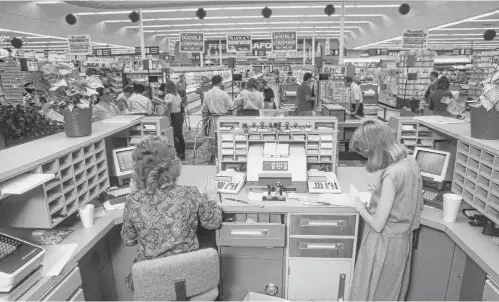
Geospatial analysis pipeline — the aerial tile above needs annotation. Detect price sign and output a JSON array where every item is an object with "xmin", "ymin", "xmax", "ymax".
[
  {"xmin": 236, "ymin": 52, "xmax": 247, "ymax": 61},
  {"xmin": 368, "ymin": 49, "xmax": 388, "ymax": 56},
  {"xmin": 93, "ymin": 48, "xmax": 112, "ymax": 56},
  {"xmin": 135, "ymin": 46, "xmax": 160, "ymax": 55},
  {"xmin": 257, "ymin": 56, "xmax": 268, "ymax": 61},
  {"xmin": 330, "ymin": 49, "xmax": 347, "ymax": 56},
  {"xmin": 452, "ymin": 48, "xmax": 473, "ymax": 55}
]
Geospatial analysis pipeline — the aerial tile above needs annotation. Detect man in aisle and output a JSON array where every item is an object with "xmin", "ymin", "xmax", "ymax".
[
  {"xmin": 296, "ymin": 72, "xmax": 316, "ymax": 116},
  {"xmin": 128, "ymin": 84, "xmax": 153, "ymax": 115},
  {"xmin": 116, "ymin": 85, "xmax": 133, "ymax": 111},
  {"xmin": 424, "ymin": 71, "xmax": 439, "ymax": 102},
  {"xmin": 201, "ymin": 75, "xmax": 235, "ymax": 135},
  {"xmin": 344, "ymin": 76, "xmax": 364, "ymax": 117}
]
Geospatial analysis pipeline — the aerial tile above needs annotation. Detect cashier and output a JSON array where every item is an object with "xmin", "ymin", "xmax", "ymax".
[
  {"xmin": 424, "ymin": 71, "xmax": 439, "ymax": 102},
  {"xmin": 344, "ymin": 76, "xmax": 364, "ymax": 117},
  {"xmin": 348, "ymin": 120, "xmax": 424, "ymax": 301},
  {"xmin": 121, "ymin": 136, "xmax": 222, "ymax": 294},
  {"xmin": 296, "ymin": 72, "xmax": 316, "ymax": 116},
  {"xmin": 92, "ymin": 87, "xmax": 117, "ymax": 122}
]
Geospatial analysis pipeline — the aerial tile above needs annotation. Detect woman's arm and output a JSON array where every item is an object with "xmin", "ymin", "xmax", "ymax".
[
  {"xmin": 195, "ymin": 189, "xmax": 223, "ymax": 230},
  {"xmin": 121, "ymin": 197, "xmax": 138, "ymax": 246},
  {"xmin": 354, "ymin": 174, "xmax": 396, "ymax": 233}
]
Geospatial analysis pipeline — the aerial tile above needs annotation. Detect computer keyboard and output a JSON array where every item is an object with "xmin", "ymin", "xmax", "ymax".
[
  {"xmin": 107, "ymin": 186, "xmax": 131, "ymax": 198},
  {"xmin": 422, "ymin": 189, "xmax": 444, "ymax": 209}
]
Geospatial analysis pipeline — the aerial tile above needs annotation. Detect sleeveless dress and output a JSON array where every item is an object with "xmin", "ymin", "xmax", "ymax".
[{"xmin": 350, "ymin": 157, "xmax": 424, "ymax": 301}]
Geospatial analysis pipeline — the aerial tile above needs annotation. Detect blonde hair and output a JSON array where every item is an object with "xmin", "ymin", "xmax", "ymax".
[
  {"xmin": 131, "ymin": 136, "xmax": 182, "ymax": 194},
  {"xmin": 350, "ymin": 120, "xmax": 408, "ymax": 173},
  {"xmin": 247, "ymin": 78, "xmax": 259, "ymax": 90}
]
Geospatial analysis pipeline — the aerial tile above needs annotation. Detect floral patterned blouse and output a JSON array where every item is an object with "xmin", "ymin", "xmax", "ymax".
[{"xmin": 121, "ymin": 185, "xmax": 223, "ymax": 293}]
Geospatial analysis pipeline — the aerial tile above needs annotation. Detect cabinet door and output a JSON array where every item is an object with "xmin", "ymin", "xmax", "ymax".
[{"xmin": 287, "ymin": 258, "xmax": 351, "ymax": 301}]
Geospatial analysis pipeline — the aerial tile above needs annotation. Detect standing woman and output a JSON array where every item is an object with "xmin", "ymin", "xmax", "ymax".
[
  {"xmin": 429, "ymin": 76, "xmax": 454, "ymax": 116},
  {"xmin": 164, "ymin": 80, "xmax": 186, "ymax": 160},
  {"xmin": 349, "ymin": 120, "xmax": 424, "ymax": 301},
  {"xmin": 234, "ymin": 78, "xmax": 264, "ymax": 116},
  {"xmin": 261, "ymin": 79, "xmax": 276, "ymax": 109},
  {"xmin": 177, "ymin": 74, "xmax": 188, "ymax": 113}
]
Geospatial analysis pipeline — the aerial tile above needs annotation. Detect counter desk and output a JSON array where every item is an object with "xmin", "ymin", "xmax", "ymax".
[{"xmin": 0, "ymin": 116, "xmax": 498, "ymax": 301}]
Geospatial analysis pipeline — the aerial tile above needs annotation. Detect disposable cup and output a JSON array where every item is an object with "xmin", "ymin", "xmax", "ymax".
[
  {"xmin": 78, "ymin": 204, "xmax": 95, "ymax": 228},
  {"xmin": 442, "ymin": 194, "xmax": 462, "ymax": 223}
]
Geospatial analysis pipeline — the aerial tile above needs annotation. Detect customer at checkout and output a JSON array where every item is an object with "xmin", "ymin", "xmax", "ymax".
[
  {"xmin": 128, "ymin": 83, "xmax": 153, "ymax": 115},
  {"xmin": 234, "ymin": 78, "xmax": 264, "ymax": 116},
  {"xmin": 296, "ymin": 72, "xmax": 316, "ymax": 116},
  {"xmin": 261, "ymin": 79, "xmax": 276, "ymax": 109},
  {"xmin": 424, "ymin": 71, "xmax": 439, "ymax": 102},
  {"xmin": 201, "ymin": 75, "xmax": 235, "ymax": 115},
  {"xmin": 349, "ymin": 120, "xmax": 424, "ymax": 301},
  {"xmin": 344, "ymin": 76, "xmax": 364, "ymax": 117},
  {"xmin": 429, "ymin": 76, "xmax": 454, "ymax": 116},
  {"xmin": 121, "ymin": 136, "xmax": 223, "ymax": 294},
  {"xmin": 92, "ymin": 87, "xmax": 117, "ymax": 122}
]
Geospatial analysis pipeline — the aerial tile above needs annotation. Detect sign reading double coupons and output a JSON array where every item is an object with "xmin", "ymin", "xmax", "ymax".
[
  {"xmin": 227, "ymin": 34, "xmax": 251, "ymax": 52},
  {"xmin": 67, "ymin": 34, "xmax": 92, "ymax": 55},
  {"xmin": 180, "ymin": 33, "xmax": 204, "ymax": 53},
  {"xmin": 402, "ymin": 29, "xmax": 428, "ymax": 49},
  {"xmin": 272, "ymin": 32, "xmax": 297, "ymax": 51}
]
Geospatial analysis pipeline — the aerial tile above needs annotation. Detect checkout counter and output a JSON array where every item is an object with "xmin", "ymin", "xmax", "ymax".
[{"xmin": 0, "ymin": 115, "xmax": 499, "ymax": 301}]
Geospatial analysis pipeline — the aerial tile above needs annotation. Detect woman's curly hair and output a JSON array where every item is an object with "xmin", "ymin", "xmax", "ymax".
[{"xmin": 131, "ymin": 136, "xmax": 182, "ymax": 194}]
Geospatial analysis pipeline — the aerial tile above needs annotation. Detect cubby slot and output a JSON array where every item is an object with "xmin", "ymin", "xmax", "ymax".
[
  {"xmin": 469, "ymin": 146, "xmax": 482, "ymax": 159},
  {"xmin": 76, "ymin": 181, "xmax": 87, "ymax": 195},
  {"xmin": 94, "ymin": 139, "xmax": 104, "ymax": 152},
  {"xmin": 491, "ymin": 182, "xmax": 499, "ymax": 196},
  {"xmin": 494, "ymin": 157, "xmax": 499, "ymax": 170},
  {"xmin": 66, "ymin": 199, "xmax": 79, "ymax": 215},
  {"xmin": 488, "ymin": 191, "xmax": 499, "ymax": 209},
  {"xmin": 99, "ymin": 179, "xmax": 110, "ymax": 191},
  {"xmin": 95, "ymin": 150, "xmax": 105, "ymax": 163},
  {"xmin": 46, "ymin": 184, "xmax": 62, "ymax": 202},
  {"xmin": 85, "ymin": 155, "xmax": 96, "ymax": 167},
  {"xmin": 73, "ymin": 159, "xmax": 85, "ymax": 174},
  {"xmin": 481, "ymin": 151, "xmax": 494, "ymax": 166},
  {"xmin": 477, "ymin": 174, "xmax": 491, "ymax": 190},
  {"xmin": 464, "ymin": 180, "xmax": 475, "ymax": 193},
  {"xmin": 42, "ymin": 160, "xmax": 59, "ymax": 174},
  {"xmin": 89, "ymin": 185, "xmax": 98, "ymax": 200},
  {"xmin": 48, "ymin": 195, "xmax": 64, "ymax": 214},
  {"xmin": 58, "ymin": 154, "xmax": 72, "ymax": 169},
  {"xmin": 479, "ymin": 163, "xmax": 493, "ymax": 178},
  {"xmin": 455, "ymin": 162, "xmax": 466, "ymax": 176},
  {"xmin": 74, "ymin": 170, "xmax": 86, "ymax": 185},
  {"xmin": 83, "ymin": 144, "xmax": 94, "ymax": 157},
  {"xmin": 454, "ymin": 173, "xmax": 465, "ymax": 187},
  {"xmin": 98, "ymin": 169, "xmax": 108, "ymax": 182},
  {"xmin": 88, "ymin": 175, "xmax": 98, "ymax": 189},
  {"xmin": 486, "ymin": 206, "xmax": 499, "ymax": 224},
  {"xmin": 476, "ymin": 186, "xmax": 488, "ymax": 201},
  {"xmin": 462, "ymin": 190, "xmax": 474, "ymax": 205},
  {"xmin": 222, "ymin": 156, "xmax": 234, "ymax": 161},
  {"xmin": 72, "ymin": 149, "xmax": 84, "ymax": 163},
  {"xmin": 279, "ymin": 135, "xmax": 291, "ymax": 141},
  {"xmin": 64, "ymin": 188, "xmax": 77, "ymax": 204},
  {"xmin": 263, "ymin": 134, "xmax": 276, "ymax": 141},
  {"xmin": 50, "ymin": 208, "xmax": 66, "ymax": 226},
  {"xmin": 456, "ymin": 153, "xmax": 468, "ymax": 165},
  {"xmin": 293, "ymin": 135, "xmax": 306, "ymax": 141},
  {"xmin": 60, "ymin": 166, "xmax": 73, "ymax": 182},
  {"xmin": 62, "ymin": 178, "xmax": 75, "ymax": 193},
  {"xmin": 249, "ymin": 134, "xmax": 261, "ymax": 141},
  {"xmin": 96, "ymin": 160, "xmax": 106, "ymax": 172},
  {"xmin": 457, "ymin": 141, "xmax": 470, "ymax": 154},
  {"xmin": 468, "ymin": 158, "xmax": 479, "ymax": 172},
  {"xmin": 466, "ymin": 168, "xmax": 478, "ymax": 181},
  {"xmin": 474, "ymin": 196, "xmax": 486, "ymax": 211},
  {"xmin": 86, "ymin": 165, "xmax": 97, "ymax": 178},
  {"xmin": 234, "ymin": 134, "xmax": 246, "ymax": 141},
  {"xmin": 452, "ymin": 182, "xmax": 463, "ymax": 195},
  {"xmin": 78, "ymin": 192, "xmax": 89, "ymax": 205},
  {"xmin": 493, "ymin": 169, "xmax": 499, "ymax": 182},
  {"xmin": 44, "ymin": 178, "xmax": 60, "ymax": 191}
]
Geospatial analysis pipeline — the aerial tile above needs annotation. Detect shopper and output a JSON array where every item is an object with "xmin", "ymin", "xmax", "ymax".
[
  {"xmin": 349, "ymin": 120, "xmax": 423, "ymax": 301},
  {"xmin": 261, "ymin": 79, "xmax": 276, "ymax": 109},
  {"xmin": 424, "ymin": 71, "xmax": 439, "ymax": 102},
  {"xmin": 117, "ymin": 85, "xmax": 133, "ymax": 111},
  {"xmin": 344, "ymin": 76, "xmax": 364, "ymax": 117},
  {"xmin": 429, "ymin": 76, "xmax": 454, "ymax": 116},
  {"xmin": 201, "ymin": 75, "xmax": 235, "ymax": 116},
  {"xmin": 92, "ymin": 86, "xmax": 117, "ymax": 122},
  {"xmin": 164, "ymin": 80, "xmax": 186, "ymax": 160},
  {"xmin": 121, "ymin": 136, "xmax": 222, "ymax": 294},
  {"xmin": 128, "ymin": 84, "xmax": 153, "ymax": 115},
  {"xmin": 234, "ymin": 78, "xmax": 264, "ymax": 116},
  {"xmin": 177, "ymin": 74, "xmax": 188, "ymax": 113},
  {"xmin": 296, "ymin": 72, "xmax": 316, "ymax": 116}
]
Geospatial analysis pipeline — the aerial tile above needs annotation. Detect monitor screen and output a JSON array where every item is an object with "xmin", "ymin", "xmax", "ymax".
[
  {"xmin": 415, "ymin": 150, "xmax": 447, "ymax": 177},
  {"xmin": 115, "ymin": 149, "xmax": 134, "ymax": 173}
]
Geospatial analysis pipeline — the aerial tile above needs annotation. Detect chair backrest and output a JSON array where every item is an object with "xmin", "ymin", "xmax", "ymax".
[{"xmin": 132, "ymin": 248, "xmax": 219, "ymax": 301}]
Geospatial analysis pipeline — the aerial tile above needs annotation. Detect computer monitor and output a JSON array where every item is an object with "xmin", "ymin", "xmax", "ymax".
[
  {"xmin": 110, "ymin": 146, "xmax": 136, "ymax": 186},
  {"xmin": 413, "ymin": 147, "xmax": 451, "ymax": 182}
]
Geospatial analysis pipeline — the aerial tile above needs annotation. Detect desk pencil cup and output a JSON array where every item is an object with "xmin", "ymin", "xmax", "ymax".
[
  {"xmin": 78, "ymin": 204, "xmax": 95, "ymax": 228},
  {"xmin": 442, "ymin": 194, "xmax": 462, "ymax": 223}
]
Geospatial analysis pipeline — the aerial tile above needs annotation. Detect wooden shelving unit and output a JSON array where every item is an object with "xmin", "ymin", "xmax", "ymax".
[
  {"xmin": 216, "ymin": 116, "xmax": 338, "ymax": 173},
  {"xmin": 0, "ymin": 139, "xmax": 110, "ymax": 228}
]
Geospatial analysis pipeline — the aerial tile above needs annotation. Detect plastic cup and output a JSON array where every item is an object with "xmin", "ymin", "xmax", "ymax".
[
  {"xmin": 442, "ymin": 194, "xmax": 462, "ymax": 223},
  {"xmin": 78, "ymin": 204, "xmax": 95, "ymax": 228}
]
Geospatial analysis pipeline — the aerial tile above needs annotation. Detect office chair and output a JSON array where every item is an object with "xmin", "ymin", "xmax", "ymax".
[{"xmin": 132, "ymin": 248, "xmax": 220, "ymax": 301}]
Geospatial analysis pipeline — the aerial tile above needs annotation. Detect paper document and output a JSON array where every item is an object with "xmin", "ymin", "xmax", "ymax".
[
  {"xmin": 350, "ymin": 184, "xmax": 372, "ymax": 206},
  {"xmin": 41, "ymin": 244, "xmax": 78, "ymax": 277}
]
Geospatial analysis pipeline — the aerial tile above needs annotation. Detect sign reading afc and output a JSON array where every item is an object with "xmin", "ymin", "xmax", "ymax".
[
  {"xmin": 180, "ymin": 33, "xmax": 204, "ymax": 53},
  {"xmin": 272, "ymin": 32, "xmax": 297, "ymax": 51}
]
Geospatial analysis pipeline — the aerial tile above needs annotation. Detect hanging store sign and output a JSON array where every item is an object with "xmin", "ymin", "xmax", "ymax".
[
  {"xmin": 227, "ymin": 34, "xmax": 252, "ymax": 52},
  {"xmin": 257, "ymin": 56, "xmax": 268, "ymax": 61},
  {"xmin": 402, "ymin": 29, "xmax": 428, "ymax": 50},
  {"xmin": 67, "ymin": 34, "xmax": 92, "ymax": 55},
  {"xmin": 452, "ymin": 48, "xmax": 473, "ymax": 55},
  {"xmin": 272, "ymin": 32, "xmax": 297, "ymax": 51},
  {"xmin": 325, "ymin": 38, "xmax": 331, "ymax": 55},
  {"xmin": 236, "ymin": 52, "xmax": 247, "ymax": 61},
  {"xmin": 205, "ymin": 40, "xmax": 227, "ymax": 55},
  {"xmin": 252, "ymin": 39, "xmax": 272, "ymax": 52},
  {"xmin": 93, "ymin": 48, "xmax": 112, "ymax": 56},
  {"xmin": 367, "ymin": 49, "xmax": 389, "ymax": 56},
  {"xmin": 134, "ymin": 46, "xmax": 160, "ymax": 55},
  {"xmin": 180, "ymin": 33, "xmax": 204, "ymax": 53}
]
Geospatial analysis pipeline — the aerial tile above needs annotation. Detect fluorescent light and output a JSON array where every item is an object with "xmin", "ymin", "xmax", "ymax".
[
  {"xmin": 429, "ymin": 33, "xmax": 485, "ymax": 36},
  {"xmin": 431, "ymin": 27, "xmax": 496, "ymax": 31},
  {"xmin": 125, "ymin": 21, "xmax": 368, "ymax": 29},
  {"xmin": 33, "ymin": 1, "xmax": 61, "ymax": 4},
  {"xmin": 466, "ymin": 19, "xmax": 499, "ymax": 22}
]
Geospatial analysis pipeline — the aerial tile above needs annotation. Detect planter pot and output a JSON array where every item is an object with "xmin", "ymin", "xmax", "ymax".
[
  {"xmin": 470, "ymin": 107, "xmax": 499, "ymax": 140},
  {"xmin": 63, "ymin": 107, "xmax": 92, "ymax": 137}
]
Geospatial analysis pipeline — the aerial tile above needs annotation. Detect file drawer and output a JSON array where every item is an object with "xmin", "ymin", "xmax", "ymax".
[
  {"xmin": 289, "ymin": 238, "xmax": 354, "ymax": 258},
  {"xmin": 40, "ymin": 266, "xmax": 82, "ymax": 301},
  {"xmin": 289, "ymin": 214, "xmax": 356, "ymax": 236},
  {"xmin": 217, "ymin": 223, "xmax": 285, "ymax": 247}
]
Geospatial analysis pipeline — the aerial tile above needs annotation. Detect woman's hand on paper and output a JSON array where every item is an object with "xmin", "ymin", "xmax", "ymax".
[{"xmin": 352, "ymin": 197, "xmax": 366, "ymax": 212}]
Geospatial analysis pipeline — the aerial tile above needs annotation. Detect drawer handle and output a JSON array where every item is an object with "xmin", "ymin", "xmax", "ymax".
[
  {"xmin": 299, "ymin": 243, "xmax": 344, "ymax": 250},
  {"xmin": 230, "ymin": 229, "xmax": 269, "ymax": 236},
  {"xmin": 300, "ymin": 219, "xmax": 345, "ymax": 227}
]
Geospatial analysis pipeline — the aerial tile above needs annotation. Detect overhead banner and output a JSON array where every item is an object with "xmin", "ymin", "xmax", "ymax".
[
  {"xmin": 252, "ymin": 39, "xmax": 272, "ymax": 56},
  {"xmin": 272, "ymin": 32, "xmax": 297, "ymax": 51},
  {"xmin": 180, "ymin": 33, "xmax": 204, "ymax": 53},
  {"xmin": 236, "ymin": 52, "xmax": 247, "ymax": 61},
  {"xmin": 67, "ymin": 34, "xmax": 92, "ymax": 55},
  {"xmin": 227, "ymin": 34, "xmax": 252, "ymax": 52},
  {"xmin": 205, "ymin": 40, "xmax": 227, "ymax": 55},
  {"xmin": 402, "ymin": 29, "xmax": 428, "ymax": 49}
]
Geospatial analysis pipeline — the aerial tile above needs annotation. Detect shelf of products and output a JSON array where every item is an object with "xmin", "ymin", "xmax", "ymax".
[
  {"xmin": 468, "ymin": 50, "xmax": 499, "ymax": 98},
  {"xmin": 0, "ymin": 139, "xmax": 110, "ymax": 228},
  {"xmin": 170, "ymin": 67, "xmax": 231, "ymax": 93},
  {"xmin": 396, "ymin": 121, "xmax": 436, "ymax": 155},
  {"xmin": 396, "ymin": 51, "xmax": 436, "ymax": 100},
  {"xmin": 320, "ymin": 65, "xmax": 348, "ymax": 104},
  {"xmin": 0, "ymin": 58, "xmax": 24, "ymax": 101}
]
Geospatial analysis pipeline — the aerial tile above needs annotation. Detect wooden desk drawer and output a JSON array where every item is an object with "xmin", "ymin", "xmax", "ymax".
[
  {"xmin": 40, "ymin": 266, "xmax": 82, "ymax": 301},
  {"xmin": 217, "ymin": 223, "xmax": 285, "ymax": 247},
  {"xmin": 67, "ymin": 288, "xmax": 85, "ymax": 301},
  {"xmin": 289, "ymin": 238, "xmax": 354, "ymax": 258},
  {"xmin": 289, "ymin": 214, "xmax": 356, "ymax": 236}
]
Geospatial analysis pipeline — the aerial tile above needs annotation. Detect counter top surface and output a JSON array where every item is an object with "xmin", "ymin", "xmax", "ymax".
[
  {"xmin": 0, "ymin": 116, "xmax": 143, "ymax": 182},
  {"xmin": 2, "ymin": 165, "xmax": 499, "ymax": 300}
]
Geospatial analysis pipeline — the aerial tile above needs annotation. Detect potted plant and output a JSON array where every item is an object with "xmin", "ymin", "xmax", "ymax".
[
  {"xmin": 467, "ymin": 69, "xmax": 499, "ymax": 140},
  {"xmin": 37, "ymin": 62, "xmax": 103, "ymax": 137}
]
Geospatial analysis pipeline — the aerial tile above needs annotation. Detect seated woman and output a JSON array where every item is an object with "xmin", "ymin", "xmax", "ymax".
[
  {"xmin": 234, "ymin": 78, "xmax": 264, "ymax": 116},
  {"xmin": 429, "ymin": 76, "xmax": 454, "ymax": 116},
  {"xmin": 92, "ymin": 86, "xmax": 117, "ymax": 122},
  {"xmin": 121, "ymin": 136, "xmax": 223, "ymax": 294}
]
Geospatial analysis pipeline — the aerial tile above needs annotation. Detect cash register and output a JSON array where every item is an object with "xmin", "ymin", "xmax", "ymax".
[{"xmin": 413, "ymin": 147, "xmax": 452, "ymax": 209}]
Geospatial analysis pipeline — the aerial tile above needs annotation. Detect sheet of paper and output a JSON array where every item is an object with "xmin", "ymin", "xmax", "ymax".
[
  {"xmin": 350, "ymin": 184, "xmax": 360, "ymax": 200},
  {"xmin": 317, "ymin": 193, "xmax": 353, "ymax": 207},
  {"xmin": 41, "ymin": 244, "xmax": 78, "ymax": 277}
]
